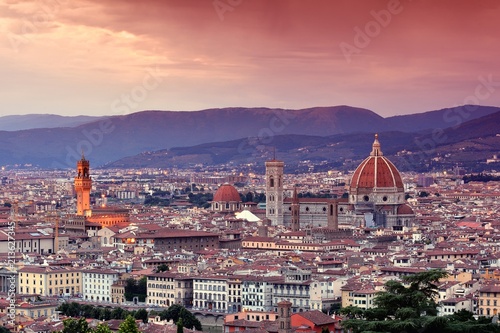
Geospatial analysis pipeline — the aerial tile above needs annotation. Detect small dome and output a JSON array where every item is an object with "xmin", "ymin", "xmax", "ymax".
[
  {"xmin": 213, "ymin": 183, "xmax": 241, "ymax": 202},
  {"xmin": 397, "ymin": 204, "xmax": 414, "ymax": 215},
  {"xmin": 350, "ymin": 134, "xmax": 404, "ymax": 192}
]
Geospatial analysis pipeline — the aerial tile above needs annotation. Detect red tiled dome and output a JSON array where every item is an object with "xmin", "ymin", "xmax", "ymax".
[
  {"xmin": 397, "ymin": 204, "xmax": 414, "ymax": 215},
  {"xmin": 350, "ymin": 134, "xmax": 404, "ymax": 191},
  {"xmin": 213, "ymin": 183, "xmax": 241, "ymax": 202}
]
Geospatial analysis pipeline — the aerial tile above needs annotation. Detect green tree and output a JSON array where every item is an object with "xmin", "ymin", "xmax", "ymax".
[
  {"xmin": 0, "ymin": 327, "xmax": 11, "ymax": 333},
  {"xmin": 93, "ymin": 324, "xmax": 113, "ymax": 333},
  {"xmin": 111, "ymin": 307, "xmax": 129, "ymax": 319},
  {"xmin": 91, "ymin": 307, "xmax": 102, "ymax": 319},
  {"xmin": 118, "ymin": 315, "xmax": 140, "ymax": 333},
  {"xmin": 342, "ymin": 269, "xmax": 439, "ymax": 332},
  {"xmin": 82, "ymin": 304, "xmax": 94, "ymax": 317},
  {"xmin": 341, "ymin": 269, "xmax": 500, "ymax": 333},
  {"xmin": 134, "ymin": 308, "xmax": 149, "ymax": 323},
  {"xmin": 177, "ymin": 318, "xmax": 184, "ymax": 333},
  {"xmin": 339, "ymin": 305, "xmax": 364, "ymax": 319},
  {"xmin": 245, "ymin": 192, "xmax": 254, "ymax": 203},
  {"xmin": 155, "ymin": 264, "xmax": 169, "ymax": 273},
  {"xmin": 449, "ymin": 309, "xmax": 474, "ymax": 322},
  {"xmin": 124, "ymin": 277, "xmax": 147, "ymax": 302},
  {"xmin": 100, "ymin": 308, "xmax": 112, "ymax": 321},
  {"xmin": 160, "ymin": 304, "xmax": 202, "ymax": 330},
  {"xmin": 62, "ymin": 318, "xmax": 91, "ymax": 333}
]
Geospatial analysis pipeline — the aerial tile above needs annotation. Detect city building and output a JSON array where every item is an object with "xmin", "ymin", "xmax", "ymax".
[
  {"xmin": 82, "ymin": 268, "xmax": 120, "ymax": 302},
  {"xmin": 272, "ymin": 267, "xmax": 312, "ymax": 313},
  {"xmin": 146, "ymin": 271, "xmax": 177, "ymax": 307},
  {"xmin": 478, "ymin": 284, "xmax": 500, "ymax": 316},
  {"xmin": 193, "ymin": 275, "xmax": 228, "ymax": 312},
  {"xmin": 18, "ymin": 266, "xmax": 82, "ymax": 296},
  {"xmin": 241, "ymin": 276, "xmax": 276, "ymax": 312}
]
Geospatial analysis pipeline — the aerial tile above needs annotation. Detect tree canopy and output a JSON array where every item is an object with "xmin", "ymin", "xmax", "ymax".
[
  {"xmin": 154, "ymin": 304, "xmax": 202, "ymax": 330},
  {"xmin": 118, "ymin": 315, "xmax": 140, "ymax": 333},
  {"xmin": 61, "ymin": 318, "xmax": 91, "ymax": 333},
  {"xmin": 124, "ymin": 276, "xmax": 147, "ymax": 302},
  {"xmin": 341, "ymin": 269, "xmax": 500, "ymax": 333}
]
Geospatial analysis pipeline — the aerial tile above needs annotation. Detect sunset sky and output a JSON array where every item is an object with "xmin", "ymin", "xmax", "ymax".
[{"xmin": 1, "ymin": 0, "xmax": 499, "ymax": 117}]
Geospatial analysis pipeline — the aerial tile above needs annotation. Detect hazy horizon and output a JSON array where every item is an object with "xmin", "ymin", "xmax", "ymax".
[
  {"xmin": 2, "ymin": 0, "xmax": 500, "ymax": 117},
  {"xmin": 1, "ymin": 103, "xmax": 500, "ymax": 119}
]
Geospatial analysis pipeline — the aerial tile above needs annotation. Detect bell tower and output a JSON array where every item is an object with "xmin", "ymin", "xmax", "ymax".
[
  {"xmin": 290, "ymin": 186, "xmax": 300, "ymax": 231},
  {"xmin": 277, "ymin": 300, "xmax": 292, "ymax": 333},
  {"xmin": 74, "ymin": 154, "xmax": 92, "ymax": 216},
  {"xmin": 265, "ymin": 159, "xmax": 284, "ymax": 226}
]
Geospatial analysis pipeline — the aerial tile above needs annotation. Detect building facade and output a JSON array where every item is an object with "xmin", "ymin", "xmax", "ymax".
[
  {"xmin": 82, "ymin": 268, "xmax": 120, "ymax": 302},
  {"xmin": 193, "ymin": 276, "xmax": 228, "ymax": 312},
  {"xmin": 18, "ymin": 266, "xmax": 82, "ymax": 296}
]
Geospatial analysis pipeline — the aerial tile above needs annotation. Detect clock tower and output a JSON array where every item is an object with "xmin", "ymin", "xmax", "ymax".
[{"xmin": 74, "ymin": 154, "xmax": 92, "ymax": 216}]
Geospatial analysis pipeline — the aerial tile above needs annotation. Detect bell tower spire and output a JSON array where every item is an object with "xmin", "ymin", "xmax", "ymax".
[{"xmin": 291, "ymin": 186, "xmax": 300, "ymax": 231}]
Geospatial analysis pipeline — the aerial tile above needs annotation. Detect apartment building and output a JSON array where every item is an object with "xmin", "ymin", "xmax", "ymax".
[
  {"xmin": 82, "ymin": 268, "xmax": 120, "ymax": 302},
  {"xmin": 18, "ymin": 266, "xmax": 82, "ymax": 296}
]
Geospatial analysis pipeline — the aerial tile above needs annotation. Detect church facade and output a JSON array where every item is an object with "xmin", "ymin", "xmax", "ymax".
[{"xmin": 266, "ymin": 134, "xmax": 415, "ymax": 230}]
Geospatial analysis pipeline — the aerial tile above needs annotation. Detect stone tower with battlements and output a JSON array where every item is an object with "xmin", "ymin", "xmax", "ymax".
[{"xmin": 74, "ymin": 154, "xmax": 91, "ymax": 216}]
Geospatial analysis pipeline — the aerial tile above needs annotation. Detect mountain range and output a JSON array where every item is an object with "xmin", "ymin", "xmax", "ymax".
[
  {"xmin": 0, "ymin": 105, "xmax": 498, "ymax": 170},
  {"xmin": 0, "ymin": 114, "xmax": 102, "ymax": 131}
]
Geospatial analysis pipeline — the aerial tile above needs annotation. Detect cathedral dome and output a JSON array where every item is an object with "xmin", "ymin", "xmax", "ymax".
[
  {"xmin": 213, "ymin": 183, "xmax": 241, "ymax": 202},
  {"xmin": 397, "ymin": 204, "xmax": 414, "ymax": 215},
  {"xmin": 350, "ymin": 134, "xmax": 404, "ymax": 193}
]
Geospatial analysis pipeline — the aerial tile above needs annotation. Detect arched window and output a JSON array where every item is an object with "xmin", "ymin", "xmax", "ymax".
[{"xmin": 269, "ymin": 176, "xmax": 274, "ymax": 188}]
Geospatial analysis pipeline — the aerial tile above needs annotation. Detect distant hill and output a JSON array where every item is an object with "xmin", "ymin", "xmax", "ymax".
[
  {"xmin": 0, "ymin": 105, "xmax": 498, "ymax": 169},
  {"xmin": 384, "ymin": 105, "xmax": 500, "ymax": 132},
  {"xmin": 107, "ymin": 111, "xmax": 500, "ymax": 173},
  {"xmin": 0, "ymin": 114, "xmax": 103, "ymax": 131}
]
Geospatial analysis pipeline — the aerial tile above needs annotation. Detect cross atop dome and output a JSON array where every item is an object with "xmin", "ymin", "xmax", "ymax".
[{"xmin": 370, "ymin": 133, "xmax": 383, "ymax": 156}]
